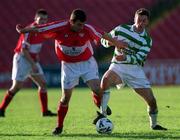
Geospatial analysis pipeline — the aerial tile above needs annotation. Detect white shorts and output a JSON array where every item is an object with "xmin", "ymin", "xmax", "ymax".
[
  {"xmin": 61, "ymin": 57, "xmax": 99, "ymax": 89},
  {"xmin": 12, "ymin": 53, "xmax": 44, "ymax": 81},
  {"xmin": 109, "ymin": 63, "xmax": 151, "ymax": 89}
]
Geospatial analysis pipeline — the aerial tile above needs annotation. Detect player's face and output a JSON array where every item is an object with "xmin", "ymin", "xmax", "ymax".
[
  {"xmin": 70, "ymin": 20, "xmax": 85, "ymax": 32},
  {"xmin": 35, "ymin": 14, "xmax": 48, "ymax": 24},
  {"xmin": 134, "ymin": 14, "xmax": 149, "ymax": 32}
]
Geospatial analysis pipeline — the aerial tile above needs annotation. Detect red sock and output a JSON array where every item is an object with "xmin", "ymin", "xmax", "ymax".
[
  {"xmin": 57, "ymin": 102, "xmax": 68, "ymax": 128},
  {"xmin": 38, "ymin": 89, "xmax": 48, "ymax": 113},
  {"xmin": 92, "ymin": 92, "xmax": 102, "ymax": 107},
  {"xmin": 0, "ymin": 91, "xmax": 14, "ymax": 110}
]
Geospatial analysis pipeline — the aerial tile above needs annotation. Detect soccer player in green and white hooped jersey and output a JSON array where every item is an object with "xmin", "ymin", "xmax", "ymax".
[
  {"xmin": 103, "ymin": 23, "xmax": 152, "ymax": 66},
  {"xmin": 93, "ymin": 8, "xmax": 167, "ymax": 130}
]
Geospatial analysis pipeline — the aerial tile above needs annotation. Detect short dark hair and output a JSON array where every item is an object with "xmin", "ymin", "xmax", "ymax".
[
  {"xmin": 70, "ymin": 9, "xmax": 87, "ymax": 22},
  {"xmin": 35, "ymin": 9, "xmax": 48, "ymax": 16},
  {"xmin": 135, "ymin": 8, "xmax": 150, "ymax": 19}
]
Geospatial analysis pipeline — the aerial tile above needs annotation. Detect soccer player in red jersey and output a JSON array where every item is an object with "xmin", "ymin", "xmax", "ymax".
[
  {"xmin": 18, "ymin": 9, "xmax": 127, "ymax": 135},
  {"xmin": 0, "ymin": 9, "xmax": 56, "ymax": 117}
]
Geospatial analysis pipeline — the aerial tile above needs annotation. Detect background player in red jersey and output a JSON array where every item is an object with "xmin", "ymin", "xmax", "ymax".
[
  {"xmin": 0, "ymin": 9, "xmax": 56, "ymax": 117},
  {"xmin": 18, "ymin": 9, "xmax": 127, "ymax": 135}
]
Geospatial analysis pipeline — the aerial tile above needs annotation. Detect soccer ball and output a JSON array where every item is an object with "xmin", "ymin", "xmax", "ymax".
[{"xmin": 96, "ymin": 118, "xmax": 114, "ymax": 134}]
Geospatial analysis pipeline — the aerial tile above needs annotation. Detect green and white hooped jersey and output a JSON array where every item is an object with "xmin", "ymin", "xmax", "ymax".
[{"xmin": 101, "ymin": 24, "xmax": 152, "ymax": 66}]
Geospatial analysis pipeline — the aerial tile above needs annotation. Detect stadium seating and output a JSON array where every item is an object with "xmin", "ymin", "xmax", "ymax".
[
  {"xmin": 0, "ymin": 0, "xmax": 179, "ymax": 71},
  {"xmin": 149, "ymin": 7, "xmax": 180, "ymax": 59}
]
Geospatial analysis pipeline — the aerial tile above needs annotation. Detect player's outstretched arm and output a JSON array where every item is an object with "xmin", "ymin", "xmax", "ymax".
[
  {"xmin": 102, "ymin": 33, "xmax": 128, "ymax": 49},
  {"xmin": 16, "ymin": 24, "xmax": 38, "ymax": 33}
]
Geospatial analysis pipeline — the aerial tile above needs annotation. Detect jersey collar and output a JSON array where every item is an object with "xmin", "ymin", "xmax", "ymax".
[{"xmin": 131, "ymin": 24, "xmax": 146, "ymax": 36}]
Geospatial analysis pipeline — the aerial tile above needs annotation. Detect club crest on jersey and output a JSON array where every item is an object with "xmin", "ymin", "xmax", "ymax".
[{"xmin": 79, "ymin": 33, "xmax": 84, "ymax": 37}]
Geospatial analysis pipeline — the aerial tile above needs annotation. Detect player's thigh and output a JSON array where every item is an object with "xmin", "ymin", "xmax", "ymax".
[
  {"xmin": 61, "ymin": 62, "xmax": 80, "ymax": 89},
  {"xmin": 101, "ymin": 70, "xmax": 122, "ymax": 89},
  {"xmin": 29, "ymin": 63, "xmax": 46, "ymax": 87},
  {"xmin": 9, "ymin": 80, "xmax": 24, "ymax": 93},
  {"xmin": 86, "ymin": 79, "xmax": 101, "ymax": 93},
  {"xmin": 120, "ymin": 64, "xmax": 151, "ymax": 88},
  {"xmin": 12, "ymin": 53, "xmax": 31, "ymax": 81},
  {"xmin": 61, "ymin": 88, "xmax": 74, "ymax": 105},
  {"xmin": 29, "ymin": 74, "xmax": 46, "ymax": 88},
  {"xmin": 30, "ymin": 62, "xmax": 44, "ymax": 76},
  {"xmin": 81, "ymin": 57, "xmax": 99, "ymax": 83}
]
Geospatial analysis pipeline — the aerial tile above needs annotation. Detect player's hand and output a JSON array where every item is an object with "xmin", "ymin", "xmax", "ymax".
[
  {"xmin": 117, "ymin": 41, "xmax": 128, "ymax": 49},
  {"xmin": 108, "ymin": 41, "xmax": 128, "ymax": 49},
  {"xmin": 16, "ymin": 24, "xmax": 23, "ymax": 33},
  {"xmin": 115, "ymin": 52, "xmax": 126, "ymax": 61},
  {"xmin": 108, "ymin": 41, "xmax": 114, "ymax": 46}
]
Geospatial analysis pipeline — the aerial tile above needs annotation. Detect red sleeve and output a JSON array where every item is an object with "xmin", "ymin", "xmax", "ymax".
[
  {"xmin": 36, "ymin": 20, "xmax": 68, "ymax": 39},
  {"xmin": 85, "ymin": 24, "xmax": 105, "ymax": 42}
]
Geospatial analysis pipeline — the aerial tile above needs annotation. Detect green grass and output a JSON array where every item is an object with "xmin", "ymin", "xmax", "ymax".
[{"xmin": 0, "ymin": 86, "xmax": 180, "ymax": 140}]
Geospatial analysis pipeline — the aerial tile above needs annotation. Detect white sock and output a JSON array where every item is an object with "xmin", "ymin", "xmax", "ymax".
[
  {"xmin": 149, "ymin": 113, "xmax": 158, "ymax": 128},
  {"xmin": 148, "ymin": 107, "xmax": 158, "ymax": 128},
  {"xmin": 100, "ymin": 89, "xmax": 110, "ymax": 116}
]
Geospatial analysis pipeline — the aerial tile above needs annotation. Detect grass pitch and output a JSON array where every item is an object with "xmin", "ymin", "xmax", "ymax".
[{"xmin": 0, "ymin": 86, "xmax": 180, "ymax": 140}]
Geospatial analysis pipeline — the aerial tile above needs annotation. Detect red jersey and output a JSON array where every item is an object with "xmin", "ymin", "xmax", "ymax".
[
  {"xmin": 14, "ymin": 22, "xmax": 46, "ymax": 61},
  {"xmin": 38, "ymin": 20, "xmax": 104, "ymax": 62}
]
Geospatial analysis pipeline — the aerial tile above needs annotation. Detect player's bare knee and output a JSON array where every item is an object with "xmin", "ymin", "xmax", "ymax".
[
  {"xmin": 10, "ymin": 81, "xmax": 23, "ymax": 93},
  {"xmin": 9, "ymin": 86, "xmax": 21, "ymax": 95},
  {"xmin": 92, "ymin": 86, "xmax": 101, "ymax": 94},
  {"xmin": 60, "ymin": 96, "xmax": 70, "ymax": 105},
  {"xmin": 101, "ymin": 78, "xmax": 110, "ymax": 91},
  {"xmin": 38, "ymin": 81, "xmax": 47, "ymax": 89},
  {"xmin": 8, "ymin": 89, "xmax": 18, "ymax": 96},
  {"xmin": 38, "ymin": 87, "xmax": 47, "ymax": 93},
  {"xmin": 39, "ymin": 86, "xmax": 47, "ymax": 92}
]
